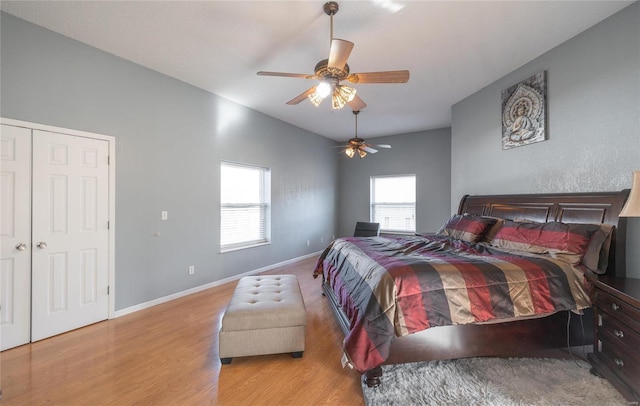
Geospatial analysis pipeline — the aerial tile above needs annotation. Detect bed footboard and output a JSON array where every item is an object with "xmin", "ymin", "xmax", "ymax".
[{"xmin": 322, "ymin": 279, "xmax": 594, "ymax": 387}]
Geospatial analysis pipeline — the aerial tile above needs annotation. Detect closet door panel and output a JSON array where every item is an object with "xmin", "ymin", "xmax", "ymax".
[
  {"xmin": 31, "ymin": 130, "xmax": 109, "ymax": 342},
  {"xmin": 0, "ymin": 124, "xmax": 32, "ymax": 350}
]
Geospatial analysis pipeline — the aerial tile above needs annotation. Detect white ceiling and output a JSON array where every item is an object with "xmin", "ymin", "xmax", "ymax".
[{"xmin": 0, "ymin": 0, "xmax": 634, "ymax": 141}]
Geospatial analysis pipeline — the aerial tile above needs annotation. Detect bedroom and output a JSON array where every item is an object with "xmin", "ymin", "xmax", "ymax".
[{"xmin": 1, "ymin": 1, "xmax": 639, "ymax": 404}]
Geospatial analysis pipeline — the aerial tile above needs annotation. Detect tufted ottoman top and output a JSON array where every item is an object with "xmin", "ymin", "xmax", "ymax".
[{"xmin": 221, "ymin": 275, "xmax": 306, "ymax": 332}]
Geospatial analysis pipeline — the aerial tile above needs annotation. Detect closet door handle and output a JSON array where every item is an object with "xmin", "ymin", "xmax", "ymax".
[
  {"xmin": 36, "ymin": 241, "xmax": 48, "ymax": 249},
  {"xmin": 15, "ymin": 243, "xmax": 27, "ymax": 251}
]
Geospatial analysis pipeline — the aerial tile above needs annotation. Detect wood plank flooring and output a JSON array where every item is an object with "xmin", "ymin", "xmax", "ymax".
[{"xmin": 0, "ymin": 256, "xmax": 365, "ymax": 405}]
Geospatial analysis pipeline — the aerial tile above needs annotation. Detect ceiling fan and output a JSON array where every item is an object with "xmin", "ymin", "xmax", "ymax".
[
  {"xmin": 257, "ymin": 1, "xmax": 410, "ymax": 110},
  {"xmin": 341, "ymin": 110, "xmax": 391, "ymax": 158}
]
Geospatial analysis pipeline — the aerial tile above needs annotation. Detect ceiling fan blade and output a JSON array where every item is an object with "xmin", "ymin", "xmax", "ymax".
[
  {"xmin": 346, "ymin": 70, "xmax": 410, "ymax": 84},
  {"xmin": 328, "ymin": 39, "xmax": 354, "ymax": 71},
  {"xmin": 257, "ymin": 71, "xmax": 316, "ymax": 80},
  {"xmin": 347, "ymin": 94, "xmax": 367, "ymax": 111},
  {"xmin": 362, "ymin": 145, "xmax": 378, "ymax": 154},
  {"xmin": 286, "ymin": 87, "xmax": 317, "ymax": 105},
  {"xmin": 372, "ymin": 144, "xmax": 391, "ymax": 149}
]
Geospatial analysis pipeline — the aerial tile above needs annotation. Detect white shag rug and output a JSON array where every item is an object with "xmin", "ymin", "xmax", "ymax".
[{"xmin": 361, "ymin": 357, "xmax": 627, "ymax": 406}]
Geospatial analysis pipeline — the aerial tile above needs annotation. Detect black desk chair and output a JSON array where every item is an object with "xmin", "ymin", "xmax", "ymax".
[{"xmin": 353, "ymin": 222, "xmax": 380, "ymax": 237}]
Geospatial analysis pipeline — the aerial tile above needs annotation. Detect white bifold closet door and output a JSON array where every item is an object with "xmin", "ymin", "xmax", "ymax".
[
  {"xmin": 0, "ymin": 125, "xmax": 32, "ymax": 350},
  {"xmin": 1, "ymin": 125, "xmax": 110, "ymax": 350},
  {"xmin": 31, "ymin": 130, "xmax": 110, "ymax": 342}
]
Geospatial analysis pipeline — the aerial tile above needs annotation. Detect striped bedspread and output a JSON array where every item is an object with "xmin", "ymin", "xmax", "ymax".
[{"xmin": 313, "ymin": 235, "xmax": 591, "ymax": 373}]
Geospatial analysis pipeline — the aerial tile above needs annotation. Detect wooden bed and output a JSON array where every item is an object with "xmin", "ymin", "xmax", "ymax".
[{"xmin": 319, "ymin": 190, "xmax": 630, "ymax": 386}]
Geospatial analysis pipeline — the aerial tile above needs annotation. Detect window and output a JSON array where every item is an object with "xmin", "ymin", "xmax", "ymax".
[
  {"xmin": 220, "ymin": 162, "xmax": 271, "ymax": 252},
  {"xmin": 370, "ymin": 175, "xmax": 416, "ymax": 233}
]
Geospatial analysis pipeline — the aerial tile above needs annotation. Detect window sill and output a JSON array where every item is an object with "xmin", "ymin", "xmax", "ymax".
[{"xmin": 220, "ymin": 241, "xmax": 271, "ymax": 254}]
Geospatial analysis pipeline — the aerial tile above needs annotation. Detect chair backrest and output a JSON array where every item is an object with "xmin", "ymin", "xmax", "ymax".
[{"xmin": 353, "ymin": 222, "xmax": 380, "ymax": 237}]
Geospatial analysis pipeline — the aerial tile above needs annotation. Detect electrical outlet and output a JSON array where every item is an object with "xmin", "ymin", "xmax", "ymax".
[
  {"xmin": 188, "ymin": 265, "xmax": 195, "ymax": 275},
  {"xmin": 321, "ymin": 237, "xmax": 324, "ymax": 243},
  {"xmin": 161, "ymin": 211, "xmax": 168, "ymax": 220},
  {"xmin": 306, "ymin": 240, "xmax": 310, "ymax": 247}
]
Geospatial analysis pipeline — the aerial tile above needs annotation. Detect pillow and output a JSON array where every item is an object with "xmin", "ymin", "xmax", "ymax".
[
  {"xmin": 483, "ymin": 218, "xmax": 544, "ymax": 243},
  {"xmin": 436, "ymin": 214, "xmax": 498, "ymax": 243},
  {"xmin": 491, "ymin": 220, "xmax": 600, "ymax": 265},
  {"xmin": 582, "ymin": 224, "xmax": 614, "ymax": 274}
]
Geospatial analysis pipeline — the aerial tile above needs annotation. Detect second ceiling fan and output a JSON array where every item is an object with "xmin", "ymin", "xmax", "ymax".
[
  {"xmin": 340, "ymin": 110, "xmax": 391, "ymax": 159},
  {"xmin": 257, "ymin": 1, "xmax": 410, "ymax": 110}
]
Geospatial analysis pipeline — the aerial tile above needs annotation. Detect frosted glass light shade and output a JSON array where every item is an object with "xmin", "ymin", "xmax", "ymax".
[
  {"xmin": 332, "ymin": 95, "xmax": 346, "ymax": 110},
  {"xmin": 308, "ymin": 91, "xmax": 324, "ymax": 107},
  {"xmin": 337, "ymin": 85, "xmax": 356, "ymax": 102},
  {"xmin": 620, "ymin": 170, "xmax": 640, "ymax": 217},
  {"xmin": 331, "ymin": 85, "xmax": 356, "ymax": 109},
  {"xmin": 345, "ymin": 147, "xmax": 355, "ymax": 158}
]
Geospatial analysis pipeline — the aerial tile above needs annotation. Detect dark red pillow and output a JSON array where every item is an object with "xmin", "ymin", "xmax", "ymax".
[
  {"xmin": 436, "ymin": 214, "xmax": 498, "ymax": 243},
  {"xmin": 491, "ymin": 220, "xmax": 599, "ymax": 265}
]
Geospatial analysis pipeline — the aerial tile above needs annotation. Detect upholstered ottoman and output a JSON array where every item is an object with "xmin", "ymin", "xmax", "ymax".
[{"xmin": 219, "ymin": 275, "xmax": 306, "ymax": 364}]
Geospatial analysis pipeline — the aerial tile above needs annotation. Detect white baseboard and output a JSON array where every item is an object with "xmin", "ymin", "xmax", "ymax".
[{"xmin": 112, "ymin": 251, "xmax": 321, "ymax": 318}]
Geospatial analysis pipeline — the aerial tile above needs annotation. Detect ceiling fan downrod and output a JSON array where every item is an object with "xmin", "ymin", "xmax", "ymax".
[
  {"xmin": 324, "ymin": 1, "xmax": 339, "ymax": 44},
  {"xmin": 354, "ymin": 109, "xmax": 359, "ymax": 138}
]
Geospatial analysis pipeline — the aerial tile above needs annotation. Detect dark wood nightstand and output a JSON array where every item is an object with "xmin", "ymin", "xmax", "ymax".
[{"xmin": 586, "ymin": 273, "xmax": 640, "ymax": 402}]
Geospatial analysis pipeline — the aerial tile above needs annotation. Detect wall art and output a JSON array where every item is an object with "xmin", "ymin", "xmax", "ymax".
[{"xmin": 501, "ymin": 71, "xmax": 547, "ymax": 149}]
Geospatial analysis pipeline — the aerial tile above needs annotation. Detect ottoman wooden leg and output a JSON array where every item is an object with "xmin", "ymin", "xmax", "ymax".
[
  {"xmin": 291, "ymin": 351, "xmax": 303, "ymax": 358},
  {"xmin": 220, "ymin": 357, "xmax": 232, "ymax": 365}
]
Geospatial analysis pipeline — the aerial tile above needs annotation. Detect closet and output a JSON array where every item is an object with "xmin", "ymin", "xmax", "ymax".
[{"xmin": 1, "ymin": 118, "xmax": 115, "ymax": 350}]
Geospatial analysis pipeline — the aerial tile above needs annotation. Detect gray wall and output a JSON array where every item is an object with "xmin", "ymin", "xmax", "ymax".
[
  {"xmin": 0, "ymin": 12, "xmax": 338, "ymax": 310},
  {"xmin": 337, "ymin": 128, "xmax": 451, "ymax": 237},
  {"xmin": 451, "ymin": 3, "xmax": 640, "ymax": 277}
]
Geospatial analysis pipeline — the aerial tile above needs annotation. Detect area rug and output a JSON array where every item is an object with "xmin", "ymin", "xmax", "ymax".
[{"xmin": 361, "ymin": 357, "xmax": 627, "ymax": 405}]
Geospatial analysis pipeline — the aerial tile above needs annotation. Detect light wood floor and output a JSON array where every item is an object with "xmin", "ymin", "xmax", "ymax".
[{"xmin": 1, "ymin": 256, "xmax": 365, "ymax": 405}]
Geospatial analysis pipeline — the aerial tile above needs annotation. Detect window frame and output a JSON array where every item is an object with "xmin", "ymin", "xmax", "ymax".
[
  {"xmin": 220, "ymin": 161, "xmax": 271, "ymax": 253},
  {"xmin": 370, "ymin": 174, "xmax": 417, "ymax": 234}
]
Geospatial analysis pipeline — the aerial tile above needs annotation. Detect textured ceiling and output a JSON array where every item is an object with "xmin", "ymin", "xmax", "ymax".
[{"xmin": 0, "ymin": 1, "xmax": 634, "ymax": 141}]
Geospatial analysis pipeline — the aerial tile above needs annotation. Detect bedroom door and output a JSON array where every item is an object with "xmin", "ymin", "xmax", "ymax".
[
  {"xmin": 0, "ymin": 125, "xmax": 32, "ymax": 350},
  {"xmin": 31, "ymin": 130, "xmax": 110, "ymax": 342}
]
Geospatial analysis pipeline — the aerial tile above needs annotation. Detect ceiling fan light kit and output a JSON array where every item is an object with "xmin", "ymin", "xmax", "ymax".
[
  {"xmin": 256, "ymin": 1, "xmax": 409, "ymax": 111},
  {"xmin": 305, "ymin": 76, "xmax": 356, "ymax": 108}
]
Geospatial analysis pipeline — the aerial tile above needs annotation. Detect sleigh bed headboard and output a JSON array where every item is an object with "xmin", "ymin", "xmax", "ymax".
[{"xmin": 458, "ymin": 190, "xmax": 631, "ymax": 278}]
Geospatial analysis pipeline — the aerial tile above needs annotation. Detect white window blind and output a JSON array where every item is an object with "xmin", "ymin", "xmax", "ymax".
[
  {"xmin": 220, "ymin": 162, "xmax": 271, "ymax": 251},
  {"xmin": 370, "ymin": 175, "xmax": 416, "ymax": 233}
]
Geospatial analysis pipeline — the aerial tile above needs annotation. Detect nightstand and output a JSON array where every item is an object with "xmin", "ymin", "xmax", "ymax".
[{"xmin": 586, "ymin": 273, "xmax": 640, "ymax": 402}]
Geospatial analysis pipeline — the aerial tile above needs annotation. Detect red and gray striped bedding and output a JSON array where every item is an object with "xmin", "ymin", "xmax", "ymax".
[{"xmin": 313, "ymin": 234, "xmax": 591, "ymax": 373}]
